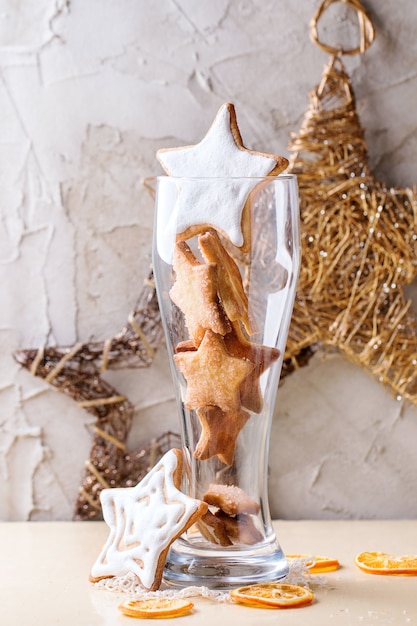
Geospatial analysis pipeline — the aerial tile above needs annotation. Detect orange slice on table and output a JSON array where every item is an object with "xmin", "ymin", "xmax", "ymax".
[
  {"xmin": 118, "ymin": 598, "xmax": 194, "ymax": 619},
  {"xmin": 286, "ymin": 553, "xmax": 340, "ymax": 573},
  {"xmin": 230, "ymin": 582, "xmax": 314, "ymax": 609},
  {"xmin": 355, "ymin": 551, "xmax": 417, "ymax": 575}
]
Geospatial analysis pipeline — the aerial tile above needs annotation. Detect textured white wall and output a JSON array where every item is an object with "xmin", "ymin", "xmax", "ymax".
[{"xmin": 1, "ymin": 0, "xmax": 417, "ymax": 520}]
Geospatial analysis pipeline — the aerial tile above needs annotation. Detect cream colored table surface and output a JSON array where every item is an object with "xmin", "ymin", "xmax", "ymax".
[{"xmin": 1, "ymin": 520, "xmax": 416, "ymax": 625}]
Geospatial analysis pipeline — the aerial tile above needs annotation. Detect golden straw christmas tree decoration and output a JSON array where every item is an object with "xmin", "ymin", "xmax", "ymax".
[{"xmin": 285, "ymin": 0, "xmax": 417, "ymax": 403}]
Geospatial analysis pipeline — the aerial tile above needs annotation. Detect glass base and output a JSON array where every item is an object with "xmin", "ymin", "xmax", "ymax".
[{"xmin": 163, "ymin": 539, "xmax": 289, "ymax": 589}]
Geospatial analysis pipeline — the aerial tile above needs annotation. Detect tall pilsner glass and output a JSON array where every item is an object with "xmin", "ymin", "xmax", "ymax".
[{"xmin": 152, "ymin": 175, "xmax": 300, "ymax": 588}]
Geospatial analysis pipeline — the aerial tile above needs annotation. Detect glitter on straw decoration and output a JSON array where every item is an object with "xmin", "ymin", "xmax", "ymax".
[
  {"xmin": 14, "ymin": 271, "xmax": 180, "ymax": 520},
  {"xmin": 284, "ymin": 0, "xmax": 417, "ymax": 404}
]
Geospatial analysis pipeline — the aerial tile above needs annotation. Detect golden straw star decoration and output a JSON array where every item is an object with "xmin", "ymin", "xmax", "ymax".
[
  {"xmin": 14, "ymin": 270, "xmax": 180, "ymax": 520},
  {"xmin": 285, "ymin": 0, "xmax": 417, "ymax": 404}
]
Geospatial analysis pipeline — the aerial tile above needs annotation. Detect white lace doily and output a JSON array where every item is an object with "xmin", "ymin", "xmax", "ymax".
[{"xmin": 93, "ymin": 558, "xmax": 328, "ymax": 603}]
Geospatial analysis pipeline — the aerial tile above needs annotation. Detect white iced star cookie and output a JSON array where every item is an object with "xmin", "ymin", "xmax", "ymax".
[
  {"xmin": 89, "ymin": 448, "xmax": 208, "ymax": 591},
  {"xmin": 156, "ymin": 102, "xmax": 288, "ymax": 262}
]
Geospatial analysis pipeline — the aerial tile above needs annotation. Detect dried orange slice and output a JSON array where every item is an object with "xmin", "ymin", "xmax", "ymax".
[
  {"xmin": 355, "ymin": 551, "xmax": 417, "ymax": 575},
  {"xmin": 118, "ymin": 597, "xmax": 194, "ymax": 618},
  {"xmin": 286, "ymin": 553, "xmax": 340, "ymax": 573},
  {"xmin": 230, "ymin": 582, "xmax": 314, "ymax": 608}
]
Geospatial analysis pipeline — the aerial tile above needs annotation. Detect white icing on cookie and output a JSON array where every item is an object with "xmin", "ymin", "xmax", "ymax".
[
  {"xmin": 90, "ymin": 449, "xmax": 202, "ymax": 590},
  {"xmin": 156, "ymin": 103, "xmax": 281, "ymax": 263}
]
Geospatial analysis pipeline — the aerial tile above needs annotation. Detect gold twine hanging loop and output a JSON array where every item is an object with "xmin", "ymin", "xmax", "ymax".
[{"xmin": 310, "ymin": 0, "xmax": 375, "ymax": 57}]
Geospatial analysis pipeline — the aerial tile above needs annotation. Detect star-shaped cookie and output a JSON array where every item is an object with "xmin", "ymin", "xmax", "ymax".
[
  {"xmin": 176, "ymin": 322, "xmax": 280, "ymax": 414},
  {"xmin": 203, "ymin": 483, "xmax": 260, "ymax": 516},
  {"xmin": 89, "ymin": 448, "xmax": 208, "ymax": 591},
  {"xmin": 198, "ymin": 229, "xmax": 256, "ymax": 335},
  {"xmin": 173, "ymin": 329, "xmax": 253, "ymax": 412},
  {"xmin": 194, "ymin": 405, "xmax": 251, "ymax": 466},
  {"xmin": 169, "ymin": 240, "xmax": 230, "ymax": 345},
  {"xmin": 156, "ymin": 102, "xmax": 288, "ymax": 257}
]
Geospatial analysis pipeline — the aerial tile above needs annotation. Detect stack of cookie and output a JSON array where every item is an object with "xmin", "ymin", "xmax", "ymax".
[
  {"xmin": 170, "ymin": 229, "xmax": 280, "ymax": 467},
  {"xmin": 155, "ymin": 103, "xmax": 288, "ymax": 478}
]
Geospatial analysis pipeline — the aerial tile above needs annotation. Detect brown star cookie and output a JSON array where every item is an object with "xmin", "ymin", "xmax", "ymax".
[
  {"xmin": 198, "ymin": 229, "xmax": 256, "ymax": 335},
  {"xmin": 203, "ymin": 483, "xmax": 260, "ymax": 517},
  {"xmin": 175, "ymin": 323, "xmax": 280, "ymax": 414},
  {"xmin": 170, "ymin": 240, "xmax": 230, "ymax": 345},
  {"xmin": 173, "ymin": 329, "xmax": 253, "ymax": 412},
  {"xmin": 194, "ymin": 405, "xmax": 251, "ymax": 466},
  {"xmin": 89, "ymin": 448, "xmax": 208, "ymax": 591}
]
